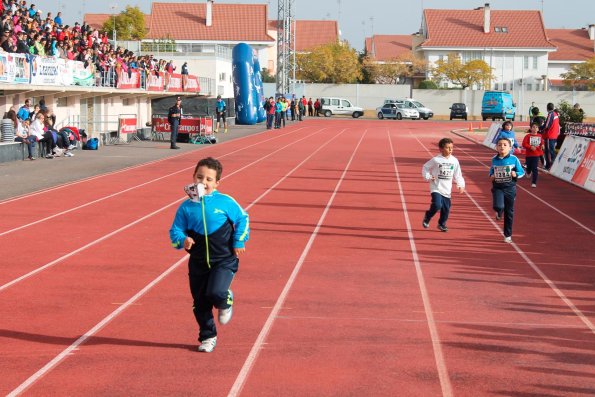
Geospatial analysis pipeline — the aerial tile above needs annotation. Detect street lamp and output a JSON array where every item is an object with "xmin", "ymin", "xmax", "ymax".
[{"xmin": 110, "ymin": 4, "xmax": 118, "ymax": 48}]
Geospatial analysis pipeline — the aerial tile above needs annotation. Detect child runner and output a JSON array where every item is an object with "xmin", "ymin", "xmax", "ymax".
[
  {"xmin": 169, "ymin": 157, "xmax": 250, "ymax": 352},
  {"xmin": 422, "ymin": 137, "xmax": 465, "ymax": 232},
  {"xmin": 522, "ymin": 122, "xmax": 544, "ymax": 188},
  {"xmin": 490, "ymin": 138, "xmax": 525, "ymax": 243},
  {"xmin": 495, "ymin": 120, "xmax": 519, "ymax": 152}
]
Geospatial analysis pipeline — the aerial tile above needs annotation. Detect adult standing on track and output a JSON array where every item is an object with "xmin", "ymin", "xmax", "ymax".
[
  {"xmin": 215, "ymin": 95, "xmax": 227, "ymax": 133},
  {"xmin": 168, "ymin": 96, "xmax": 182, "ymax": 149},
  {"xmin": 540, "ymin": 102, "xmax": 560, "ymax": 170}
]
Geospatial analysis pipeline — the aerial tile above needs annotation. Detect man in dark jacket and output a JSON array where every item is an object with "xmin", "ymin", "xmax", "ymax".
[{"xmin": 168, "ymin": 97, "xmax": 183, "ymax": 149}]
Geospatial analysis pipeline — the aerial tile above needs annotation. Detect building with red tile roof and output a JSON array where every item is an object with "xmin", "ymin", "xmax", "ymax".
[
  {"xmin": 546, "ymin": 27, "xmax": 595, "ymax": 89},
  {"xmin": 364, "ymin": 35, "xmax": 413, "ymax": 62},
  {"xmin": 415, "ymin": 4, "xmax": 558, "ymax": 91}
]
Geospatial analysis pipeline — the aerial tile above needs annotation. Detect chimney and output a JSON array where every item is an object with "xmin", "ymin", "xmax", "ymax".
[
  {"xmin": 206, "ymin": 0, "xmax": 213, "ymax": 27},
  {"xmin": 483, "ymin": 3, "xmax": 490, "ymax": 34},
  {"xmin": 588, "ymin": 24, "xmax": 595, "ymax": 40}
]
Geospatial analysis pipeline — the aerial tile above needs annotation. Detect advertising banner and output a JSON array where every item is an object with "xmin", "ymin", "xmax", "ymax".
[
  {"xmin": 566, "ymin": 123, "xmax": 595, "ymax": 139},
  {"xmin": 550, "ymin": 135, "xmax": 589, "ymax": 182},
  {"xmin": 570, "ymin": 140, "xmax": 595, "ymax": 193},
  {"xmin": 166, "ymin": 73, "xmax": 183, "ymax": 92},
  {"xmin": 185, "ymin": 75, "xmax": 200, "ymax": 93},
  {"xmin": 118, "ymin": 117, "xmax": 137, "ymax": 135},
  {"xmin": 151, "ymin": 115, "xmax": 201, "ymax": 134},
  {"xmin": 117, "ymin": 69, "xmax": 140, "ymax": 89},
  {"xmin": 482, "ymin": 122, "xmax": 502, "ymax": 150},
  {"xmin": 147, "ymin": 71, "xmax": 164, "ymax": 91},
  {"xmin": 30, "ymin": 56, "xmax": 62, "ymax": 85},
  {"xmin": 71, "ymin": 60, "xmax": 95, "ymax": 86},
  {"xmin": 0, "ymin": 53, "xmax": 31, "ymax": 84}
]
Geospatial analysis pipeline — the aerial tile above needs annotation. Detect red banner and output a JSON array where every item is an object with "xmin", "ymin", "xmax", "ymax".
[
  {"xmin": 166, "ymin": 73, "xmax": 183, "ymax": 92},
  {"xmin": 118, "ymin": 117, "xmax": 137, "ymax": 135},
  {"xmin": 147, "ymin": 71, "xmax": 164, "ymax": 91},
  {"xmin": 152, "ymin": 115, "xmax": 201, "ymax": 134},
  {"xmin": 117, "ymin": 70, "xmax": 141, "ymax": 89},
  {"xmin": 184, "ymin": 75, "xmax": 200, "ymax": 93}
]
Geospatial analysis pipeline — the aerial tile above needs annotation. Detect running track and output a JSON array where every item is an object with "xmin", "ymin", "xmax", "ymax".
[{"xmin": 1, "ymin": 119, "xmax": 594, "ymax": 396}]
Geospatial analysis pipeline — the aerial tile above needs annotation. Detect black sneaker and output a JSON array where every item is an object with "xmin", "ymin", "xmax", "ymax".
[
  {"xmin": 437, "ymin": 224, "xmax": 448, "ymax": 232},
  {"xmin": 422, "ymin": 216, "xmax": 430, "ymax": 228}
]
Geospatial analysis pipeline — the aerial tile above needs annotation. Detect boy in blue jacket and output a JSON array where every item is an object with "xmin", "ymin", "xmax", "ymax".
[
  {"xmin": 490, "ymin": 138, "xmax": 525, "ymax": 243},
  {"xmin": 170, "ymin": 157, "xmax": 250, "ymax": 352}
]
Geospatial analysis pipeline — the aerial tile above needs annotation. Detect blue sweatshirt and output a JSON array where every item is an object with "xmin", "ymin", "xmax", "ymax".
[
  {"xmin": 496, "ymin": 128, "xmax": 519, "ymax": 150},
  {"xmin": 490, "ymin": 153, "xmax": 525, "ymax": 188},
  {"xmin": 169, "ymin": 190, "xmax": 249, "ymax": 267}
]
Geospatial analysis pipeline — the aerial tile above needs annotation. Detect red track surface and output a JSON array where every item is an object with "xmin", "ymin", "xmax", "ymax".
[{"xmin": 1, "ymin": 119, "xmax": 594, "ymax": 396}]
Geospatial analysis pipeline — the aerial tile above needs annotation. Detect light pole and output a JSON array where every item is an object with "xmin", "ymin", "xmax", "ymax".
[{"xmin": 110, "ymin": 4, "xmax": 118, "ymax": 48}]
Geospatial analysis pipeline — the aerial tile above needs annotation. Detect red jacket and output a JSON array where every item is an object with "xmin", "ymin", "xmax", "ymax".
[
  {"xmin": 522, "ymin": 133, "xmax": 544, "ymax": 157},
  {"xmin": 542, "ymin": 111, "xmax": 560, "ymax": 140}
]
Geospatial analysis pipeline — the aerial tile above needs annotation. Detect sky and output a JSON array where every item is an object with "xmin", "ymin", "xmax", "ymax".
[{"xmin": 39, "ymin": 0, "xmax": 594, "ymax": 51}]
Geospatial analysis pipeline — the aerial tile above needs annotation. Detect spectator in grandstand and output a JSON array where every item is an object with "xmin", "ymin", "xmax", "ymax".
[
  {"xmin": 540, "ymin": 102, "xmax": 560, "ymax": 170},
  {"xmin": 181, "ymin": 62, "xmax": 188, "ymax": 90},
  {"xmin": 1, "ymin": 109, "xmax": 17, "ymax": 142},
  {"xmin": 28, "ymin": 103, "xmax": 40, "ymax": 122},
  {"xmin": 53, "ymin": 11, "xmax": 62, "ymax": 26},
  {"xmin": 15, "ymin": 30, "xmax": 28, "ymax": 53},
  {"xmin": 17, "ymin": 99, "xmax": 31, "ymax": 121},
  {"xmin": 29, "ymin": 112, "xmax": 54, "ymax": 158}
]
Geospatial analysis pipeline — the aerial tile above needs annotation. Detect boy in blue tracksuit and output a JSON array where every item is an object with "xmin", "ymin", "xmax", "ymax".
[
  {"xmin": 169, "ymin": 157, "xmax": 250, "ymax": 352},
  {"xmin": 490, "ymin": 138, "xmax": 525, "ymax": 243}
]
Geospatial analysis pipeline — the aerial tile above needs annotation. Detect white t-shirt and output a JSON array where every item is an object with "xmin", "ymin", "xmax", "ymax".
[{"xmin": 422, "ymin": 154, "xmax": 465, "ymax": 198}]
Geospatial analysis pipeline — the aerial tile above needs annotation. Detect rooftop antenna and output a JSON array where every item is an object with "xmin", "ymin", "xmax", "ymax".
[
  {"xmin": 369, "ymin": 16, "xmax": 374, "ymax": 35},
  {"xmin": 337, "ymin": 0, "xmax": 342, "ymax": 26}
]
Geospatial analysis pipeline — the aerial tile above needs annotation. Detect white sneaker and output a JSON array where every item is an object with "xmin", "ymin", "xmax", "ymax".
[
  {"xmin": 218, "ymin": 290, "xmax": 233, "ymax": 325},
  {"xmin": 65, "ymin": 152, "xmax": 74, "ymax": 157},
  {"xmin": 198, "ymin": 337, "xmax": 217, "ymax": 353},
  {"xmin": 504, "ymin": 236, "xmax": 512, "ymax": 243},
  {"xmin": 531, "ymin": 184, "xmax": 536, "ymax": 188},
  {"xmin": 67, "ymin": 144, "xmax": 76, "ymax": 150}
]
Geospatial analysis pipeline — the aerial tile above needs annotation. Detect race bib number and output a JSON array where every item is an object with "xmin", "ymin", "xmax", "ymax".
[
  {"xmin": 493, "ymin": 165, "xmax": 513, "ymax": 183},
  {"xmin": 529, "ymin": 136, "xmax": 540, "ymax": 146},
  {"xmin": 438, "ymin": 163, "xmax": 455, "ymax": 180}
]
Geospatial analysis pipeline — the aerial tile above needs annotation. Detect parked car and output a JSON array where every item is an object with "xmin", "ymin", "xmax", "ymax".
[
  {"xmin": 320, "ymin": 97, "xmax": 364, "ymax": 118},
  {"xmin": 376, "ymin": 103, "xmax": 419, "ymax": 120},
  {"xmin": 481, "ymin": 91, "xmax": 516, "ymax": 121},
  {"xmin": 403, "ymin": 99, "xmax": 434, "ymax": 120},
  {"xmin": 449, "ymin": 103, "xmax": 468, "ymax": 120}
]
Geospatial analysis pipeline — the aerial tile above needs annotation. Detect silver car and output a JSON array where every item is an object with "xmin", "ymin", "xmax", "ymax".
[{"xmin": 376, "ymin": 103, "xmax": 420, "ymax": 120}]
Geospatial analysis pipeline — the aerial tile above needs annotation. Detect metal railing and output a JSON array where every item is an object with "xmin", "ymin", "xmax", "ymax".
[{"xmin": 115, "ymin": 41, "xmax": 233, "ymax": 59}]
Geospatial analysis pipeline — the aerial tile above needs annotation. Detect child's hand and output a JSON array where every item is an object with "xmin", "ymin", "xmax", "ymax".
[
  {"xmin": 184, "ymin": 237, "xmax": 195, "ymax": 250},
  {"xmin": 490, "ymin": 175, "xmax": 495, "ymax": 181},
  {"xmin": 511, "ymin": 170, "xmax": 517, "ymax": 178},
  {"xmin": 234, "ymin": 247, "xmax": 245, "ymax": 257},
  {"xmin": 457, "ymin": 186, "xmax": 465, "ymax": 193}
]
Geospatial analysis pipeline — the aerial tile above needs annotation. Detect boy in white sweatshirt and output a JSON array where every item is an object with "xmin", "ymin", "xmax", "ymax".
[{"xmin": 422, "ymin": 138, "xmax": 466, "ymax": 232}]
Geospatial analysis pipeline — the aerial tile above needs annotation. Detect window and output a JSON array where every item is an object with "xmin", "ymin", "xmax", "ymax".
[
  {"xmin": 341, "ymin": 100, "xmax": 351, "ymax": 107},
  {"xmin": 56, "ymin": 97, "xmax": 67, "ymax": 107},
  {"xmin": 462, "ymin": 51, "xmax": 483, "ymax": 63},
  {"xmin": 523, "ymin": 56, "xmax": 529, "ymax": 69},
  {"xmin": 219, "ymin": 72, "xmax": 226, "ymax": 82},
  {"xmin": 526, "ymin": 83, "xmax": 533, "ymax": 91},
  {"xmin": 331, "ymin": 99, "xmax": 340, "ymax": 106},
  {"xmin": 494, "ymin": 27, "xmax": 501, "ymax": 32},
  {"xmin": 123, "ymin": 98, "xmax": 130, "ymax": 106},
  {"xmin": 494, "ymin": 83, "xmax": 499, "ymax": 90},
  {"xmin": 532, "ymin": 56, "xmax": 538, "ymax": 69},
  {"xmin": 502, "ymin": 83, "xmax": 507, "ymax": 90},
  {"xmin": 501, "ymin": 27, "xmax": 508, "ymax": 33},
  {"xmin": 438, "ymin": 55, "xmax": 445, "ymax": 62}
]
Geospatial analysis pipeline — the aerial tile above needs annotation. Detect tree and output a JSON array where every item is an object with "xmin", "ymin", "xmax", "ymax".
[
  {"xmin": 433, "ymin": 53, "xmax": 494, "ymax": 89},
  {"xmin": 296, "ymin": 41, "xmax": 362, "ymax": 83},
  {"xmin": 102, "ymin": 5, "xmax": 146, "ymax": 41},
  {"xmin": 362, "ymin": 51, "xmax": 428, "ymax": 84},
  {"xmin": 560, "ymin": 56, "xmax": 595, "ymax": 91},
  {"xmin": 260, "ymin": 68, "xmax": 276, "ymax": 83}
]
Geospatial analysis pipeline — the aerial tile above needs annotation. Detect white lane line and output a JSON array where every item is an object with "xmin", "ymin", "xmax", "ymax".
[
  {"xmin": 388, "ymin": 131, "xmax": 453, "ymax": 397},
  {"xmin": 227, "ymin": 130, "xmax": 367, "ymax": 397},
  {"xmin": 6, "ymin": 255, "xmax": 189, "ymax": 397},
  {"xmin": 451, "ymin": 131, "xmax": 594, "ymax": 235},
  {"xmin": 7, "ymin": 127, "xmax": 352, "ymax": 396},
  {"xmin": 0, "ymin": 127, "xmax": 329, "ymax": 292},
  {"xmin": 0, "ymin": 125, "xmax": 305, "ymax": 206},
  {"xmin": 0, "ymin": 127, "xmax": 310, "ymax": 236},
  {"xmin": 412, "ymin": 134, "xmax": 595, "ymax": 335}
]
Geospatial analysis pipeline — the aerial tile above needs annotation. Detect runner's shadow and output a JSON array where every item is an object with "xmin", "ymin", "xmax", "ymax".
[{"xmin": 0, "ymin": 329, "xmax": 196, "ymax": 352}]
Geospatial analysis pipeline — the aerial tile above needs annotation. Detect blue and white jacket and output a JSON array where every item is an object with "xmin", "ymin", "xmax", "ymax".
[
  {"xmin": 490, "ymin": 153, "xmax": 525, "ymax": 188},
  {"xmin": 170, "ymin": 190, "xmax": 249, "ymax": 268}
]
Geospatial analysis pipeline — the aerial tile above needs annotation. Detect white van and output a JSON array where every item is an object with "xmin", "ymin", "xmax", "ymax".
[
  {"xmin": 320, "ymin": 97, "xmax": 364, "ymax": 118},
  {"xmin": 384, "ymin": 98, "xmax": 434, "ymax": 120}
]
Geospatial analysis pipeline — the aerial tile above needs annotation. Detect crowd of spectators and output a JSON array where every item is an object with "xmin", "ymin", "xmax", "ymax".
[{"xmin": 0, "ymin": 0, "xmax": 182, "ymax": 87}]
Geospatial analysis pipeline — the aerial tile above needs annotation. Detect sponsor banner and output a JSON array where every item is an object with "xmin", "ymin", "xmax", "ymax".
[
  {"xmin": 147, "ymin": 71, "xmax": 164, "ymax": 91},
  {"xmin": 152, "ymin": 115, "xmax": 202, "ymax": 134},
  {"xmin": 166, "ymin": 73, "xmax": 183, "ymax": 92},
  {"xmin": 117, "ymin": 69, "xmax": 141, "ymax": 89},
  {"xmin": 550, "ymin": 135, "xmax": 589, "ymax": 182},
  {"xmin": 571, "ymin": 140, "xmax": 595, "ymax": 193},
  {"xmin": 185, "ymin": 75, "xmax": 200, "ymax": 93},
  {"xmin": 199, "ymin": 116, "xmax": 213, "ymax": 134},
  {"xmin": 118, "ymin": 117, "xmax": 137, "ymax": 135},
  {"xmin": 0, "ymin": 53, "xmax": 31, "ymax": 84},
  {"xmin": 482, "ymin": 122, "xmax": 501, "ymax": 150},
  {"xmin": 566, "ymin": 123, "xmax": 595, "ymax": 139},
  {"xmin": 71, "ymin": 60, "xmax": 95, "ymax": 86},
  {"xmin": 30, "ymin": 56, "xmax": 63, "ymax": 85}
]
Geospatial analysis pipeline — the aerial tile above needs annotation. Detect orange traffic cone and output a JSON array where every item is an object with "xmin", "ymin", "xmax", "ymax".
[
  {"xmin": 468, "ymin": 123, "xmax": 473, "ymax": 132},
  {"xmin": 479, "ymin": 122, "xmax": 483, "ymax": 129}
]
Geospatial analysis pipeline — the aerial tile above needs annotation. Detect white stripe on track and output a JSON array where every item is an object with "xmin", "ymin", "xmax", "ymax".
[
  {"xmin": 227, "ymin": 130, "xmax": 367, "ymax": 397},
  {"xmin": 7, "ymin": 127, "xmax": 351, "ymax": 396},
  {"xmin": 0, "ymin": 127, "xmax": 310, "ymax": 237},
  {"xmin": 0, "ymin": 125, "xmax": 306, "ymax": 206},
  {"xmin": 0, "ymin": 127, "xmax": 328, "ymax": 292},
  {"xmin": 412, "ymin": 134, "xmax": 595, "ymax": 335},
  {"xmin": 6, "ymin": 255, "xmax": 189, "ymax": 397},
  {"xmin": 388, "ymin": 131, "xmax": 453, "ymax": 397}
]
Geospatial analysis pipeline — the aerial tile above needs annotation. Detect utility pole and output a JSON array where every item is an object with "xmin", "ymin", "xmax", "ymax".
[{"xmin": 276, "ymin": 0, "xmax": 295, "ymax": 95}]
